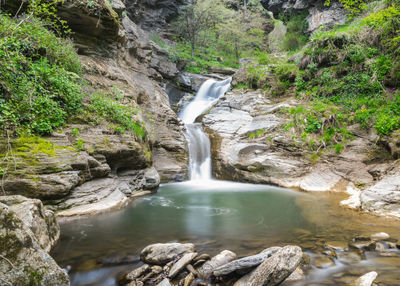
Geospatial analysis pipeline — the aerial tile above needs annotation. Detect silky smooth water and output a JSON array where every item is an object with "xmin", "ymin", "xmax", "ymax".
[
  {"xmin": 179, "ymin": 77, "xmax": 231, "ymax": 180},
  {"xmin": 52, "ymin": 181, "xmax": 400, "ymax": 286}
]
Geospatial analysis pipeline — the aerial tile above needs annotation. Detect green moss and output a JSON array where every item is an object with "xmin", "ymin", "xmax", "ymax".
[{"xmin": 0, "ymin": 233, "xmax": 24, "ymax": 262}]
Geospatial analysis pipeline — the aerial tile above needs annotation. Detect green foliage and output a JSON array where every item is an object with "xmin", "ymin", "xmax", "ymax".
[
  {"xmin": 75, "ymin": 139, "xmax": 85, "ymax": 151},
  {"xmin": 249, "ymin": 128, "xmax": 266, "ymax": 139},
  {"xmin": 169, "ymin": 0, "xmax": 270, "ymax": 70},
  {"xmin": 72, "ymin": 128, "xmax": 80, "ymax": 137},
  {"xmin": 295, "ymin": 3, "xmax": 400, "ymax": 136},
  {"xmin": 334, "ymin": 144, "xmax": 344, "ymax": 154},
  {"xmin": 325, "ymin": 0, "xmax": 370, "ymax": 17},
  {"xmin": 0, "ymin": 13, "xmax": 82, "ymax": 135},
  {"xmin": 362, "ymin": 4, "xmax": 400, "ymax": 54},
  {"xmin": 88, "ymin": 91, "xmax": 147, "ymax": 140},
  {"xmin": 281, "ymin": 11, "xmax": 309, "ymax": 51}
]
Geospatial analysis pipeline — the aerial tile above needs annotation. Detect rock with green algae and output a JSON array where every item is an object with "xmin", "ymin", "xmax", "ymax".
[
  {"xmin": 0, "ymin": 195, "xmax": 60, "ymax": 253},
  {"xmin": 0, "ymin": 200, "xmax": 69, "ymax": 286}
]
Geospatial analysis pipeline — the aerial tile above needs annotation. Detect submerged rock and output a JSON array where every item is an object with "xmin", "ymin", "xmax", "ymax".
[
  {"xmin": 312, "ymin": 254, "xmax": 336, "ymax": 268},
  {"xmin": 371, "ymin": 232, "xmax": 390, "ymax": 241},
  {"xmin": 141, "ymin": 243, "xmax": 195, "ymax": 265},
  {"xmin": 348, "ymin": 271, "xmax": 378, "ymax": 286},
  {"xmin": 0, "ymin": 201, "xmax": 69, "ymax": 286}
]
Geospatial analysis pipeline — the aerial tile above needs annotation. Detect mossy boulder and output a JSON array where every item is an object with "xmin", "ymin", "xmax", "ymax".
[{"xmin": 0, "ymin": 199, "xmax": 69, "ymax": 286}]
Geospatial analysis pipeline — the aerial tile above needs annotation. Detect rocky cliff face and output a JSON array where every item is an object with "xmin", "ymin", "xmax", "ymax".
[
  {"xmin": 126, "ymin": 0, "xmax": 190, "ymax": 34},
  {"xmin": 1, "ymin": 0, "xmax": 189, "ymax": 216},
  {"xmin": 261, "ymin": 0, "xmax": 347, "ymax": 32}
]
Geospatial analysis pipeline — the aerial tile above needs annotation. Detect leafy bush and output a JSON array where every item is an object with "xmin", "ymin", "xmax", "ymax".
[
  {"xmin": 0, "ymin": 13, "xmax": 82, "ymax": 134},
  {"xmin": 88, "ymin": 92, "xmax": 147, "ymax": 140}
]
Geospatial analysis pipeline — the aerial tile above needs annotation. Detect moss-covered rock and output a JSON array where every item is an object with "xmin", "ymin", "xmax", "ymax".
[{"xmin": 0, "ymin": 200, "xmax": 69, "ymax": 286}]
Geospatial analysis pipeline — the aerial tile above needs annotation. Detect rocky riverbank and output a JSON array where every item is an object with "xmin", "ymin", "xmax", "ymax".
[{"xmin": 118, "ymin": 238, "xmax": 396, "ymax": 286}]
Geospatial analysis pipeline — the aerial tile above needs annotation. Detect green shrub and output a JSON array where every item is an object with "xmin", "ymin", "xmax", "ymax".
[
  {"xmin": 0, "ymin": 13, "xmax": 82, "ymax": 134},
  {"xmin": 88, "ymin": 92, "xmax": 147, "ymax": 140}
]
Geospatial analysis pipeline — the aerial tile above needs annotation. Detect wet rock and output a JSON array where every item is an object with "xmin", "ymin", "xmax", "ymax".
[
  {"xmin": 349, "ymin": 240, "xmax": 376, "ymax": 251},
  {"xmin": 378, "ymin": 251, "xmax": 397, "ymax": 257},
  {"xmin": 141, "ymin": 243, "xmax": 195, "ymax": 265},
  {"xmin": 194, "ymin": 254, "xmax": 211, "ymax": 262},
  {"xmin": 126, "ymin": 264, "xmax": 150, "ymax": 281},
  {"xmin": 198, "ymin": 250, "xmax": 237, "ymax": 279},
  {"xmin": 0, "ymin": 202, "xmax": 69, "ymax": 286},
  {"xmin": 246, "ymin": 245, "xmax": 303, "ymax": 286},
  {"xmin": 157, "ymin": 278, "xmax": 172, "ymax": 286},
  {"xmin": 0, "ymin": 195, "xmax": 59, "ymax": 253},
  {"xmin": 127, "ymin": 281, "xmax": 144, "ymax": 286},
  {"xmin": 168, "ymin": 252, "xmax": 197, "ymax": 278},
  {"xmin": 371, "ymin": 232, "xmax": 390, "ymax": 241},
  {"xmin": 186, "ymin": 264, "xmax": 198, "ymax": 275},
  {"xmin": 183, "ymin": 272, "xmax": 195, "ymax": 286},
  {"xmin": 152, "ymin": 265, "xmax": 163, "ymax": 274},
  {"xmin": 375, "ymin": 242, "xmax": 386, "ymax": 252},
  {"xmin": 285, "ymin": 267, "xmax": 305, "ymax": 281},
  {"xmin": 347, "ymin": 271, "xmax": 378, "ymax": 286},
  {"xmin": 336, "ymin": 251, "xmax": 364, "ymax": 264},
  {"xmin": 144, "ymin": 167, "xmax": 161, "ymax": 190},
  {"xmin": 213, "ymin": 247, "xmax": 281, "ymax": 276},
  {"xmin": 312, "ymin": 254, "xmax": 336, "ymax": 268},
  {"xmin": 325, "ymin": 241, "xmax": 347, "ymax": 251}
]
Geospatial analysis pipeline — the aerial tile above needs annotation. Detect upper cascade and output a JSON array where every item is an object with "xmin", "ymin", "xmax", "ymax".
[{"xmin": 179, "ymin": 77, "xmax": 232, "ymax": 124}]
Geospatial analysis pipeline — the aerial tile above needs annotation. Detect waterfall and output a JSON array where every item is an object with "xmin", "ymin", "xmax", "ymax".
[{"xmin": 179, "ymin": 77, "xmax": 232, "ymax": 181}]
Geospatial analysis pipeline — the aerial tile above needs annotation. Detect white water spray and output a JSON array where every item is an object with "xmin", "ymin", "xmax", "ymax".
[{"xmin": 179, "ymin": 77, "xmax": 231, "ymax": 180}]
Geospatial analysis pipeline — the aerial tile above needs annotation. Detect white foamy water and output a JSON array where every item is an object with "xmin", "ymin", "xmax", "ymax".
[{"xmin": 179, "ymin": 77, "xmax": 231, "ymax": 180}]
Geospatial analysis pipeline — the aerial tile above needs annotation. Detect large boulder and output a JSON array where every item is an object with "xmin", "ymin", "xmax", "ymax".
[
  {"xmin": 0, "ymin": 199, "xmax": 69, "ymax": 286},
  {"xmin": 0, "ymin": 196, "xmax": 59, "ymax": 252},
  {"xmin": 246, "ymin": 245, "xmax": 303, "ymax": 286}
]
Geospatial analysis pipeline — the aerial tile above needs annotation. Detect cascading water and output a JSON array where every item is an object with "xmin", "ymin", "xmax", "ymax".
[{"xmin": 179, "ymin": 77, "xmax": 232, "ymax": 180}]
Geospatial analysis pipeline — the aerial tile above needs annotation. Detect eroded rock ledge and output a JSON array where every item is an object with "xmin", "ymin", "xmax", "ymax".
[{"xmin": 203, "ymin": 88, "xmax": 400, "ymax": 219}]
